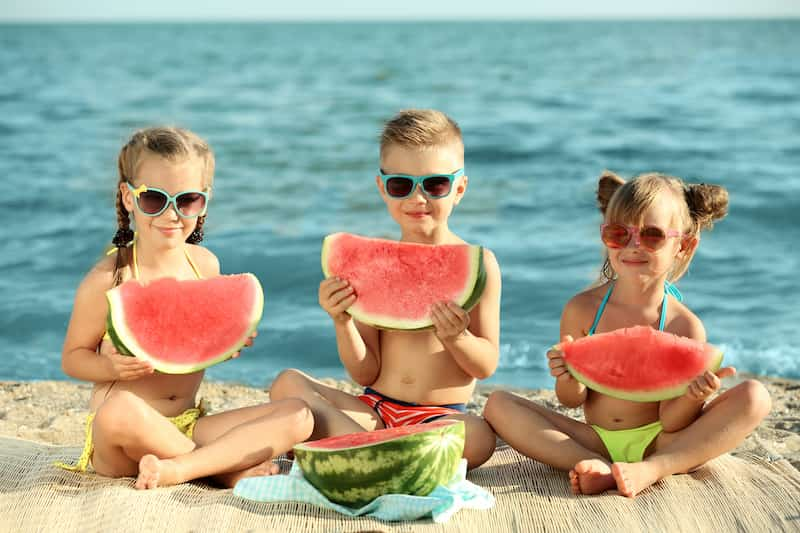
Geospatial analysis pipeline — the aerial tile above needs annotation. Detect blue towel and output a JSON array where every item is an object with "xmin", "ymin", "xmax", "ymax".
[{"xmin": 233, "ymin": 459, "xmax": 494, "ymax": 523}]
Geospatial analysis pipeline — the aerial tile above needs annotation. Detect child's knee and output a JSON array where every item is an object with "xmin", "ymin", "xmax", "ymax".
[
  {"xmin": 483, "ymin": 390, "xmax": 512, "ymax": 424},
  {"xmin": 737, "ymin": 379, "xmax": 771, "ymax": 421},
  {"xmin": 269, "ymin": 368, "xmax": 309, "ymax": 400},
  {"xmin": 461, "ymin": 416, "xmax": 497, "ymax": 467},
  {"xmin": 282, "ymin": 398, "xmax": 314, "ymax": 441},
  {"xmin": 94, "ymin": 391, "xmax": 146, "ymax": 438}
]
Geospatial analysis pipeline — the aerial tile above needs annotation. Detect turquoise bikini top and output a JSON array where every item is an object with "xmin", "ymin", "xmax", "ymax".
[{"xmin": 587, "ymin": 281, "xmax": 683, "ymax": 336}]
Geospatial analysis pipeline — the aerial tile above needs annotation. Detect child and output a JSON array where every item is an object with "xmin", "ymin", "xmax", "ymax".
[
  {"xmin": 483, "ymin": 170, "xmax": 771, "ymax": 498},
  {"xmin": 60, "ymin": 126, "xmax": 313, "ymax": 489},
  {"xmin": 270, "ymin": 109, "xmax": 501, "ymax": 468}
]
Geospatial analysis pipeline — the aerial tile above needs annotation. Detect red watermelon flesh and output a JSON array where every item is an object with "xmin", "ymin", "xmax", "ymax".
[
  {"xmin": 106, "ymin": 274, "xmax": 263, "ymax": 374},
  {"xmin": 321, "ymin": 233, "xmax": 485, "ymax": 330},
  {"xmin": 561, "ymin": 326, "xmax": 723, "ymax": 402}
]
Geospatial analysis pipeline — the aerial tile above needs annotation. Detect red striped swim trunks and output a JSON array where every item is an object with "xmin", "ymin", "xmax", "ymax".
[{"xmin": 357, "ymin": 387, "xmax": 466, "ymax": 428}]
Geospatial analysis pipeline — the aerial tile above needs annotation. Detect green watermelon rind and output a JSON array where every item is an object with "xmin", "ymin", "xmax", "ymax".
[
  {"xmin": 321, "ymin": 233, "xmax": 486, "ymax": 331},
  {"xmin": 105, "ymin": 273, "xmax": 264, "ymax": 375},
  {"xmin": 565, "ymin": 348, "xmax": 724, "ymax": 402},
  {"xmin": 293, "ymin": 420, "xmax": 465, "ymax": 508}
]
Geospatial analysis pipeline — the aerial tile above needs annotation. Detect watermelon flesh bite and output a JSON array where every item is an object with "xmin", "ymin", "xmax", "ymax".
[
  {"xmin": 321, "ymin": 233, "xmax": 486, "ymax": 330},
  {"xmin": 562, "ymin": 326, "xmax": 723, "ymax": 402},
  {"xmin": 293, "ymin": 419, "xmax": 465, "ymax": 508},
  {"xmin": 106, "ymin": 273, "xmax": 264, "ymax": 374}
]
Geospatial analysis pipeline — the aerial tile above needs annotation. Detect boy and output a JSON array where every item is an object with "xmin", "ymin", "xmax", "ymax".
[{"xmin": 270, "ymin": 109, "xmax": 501, "ymax": 468}]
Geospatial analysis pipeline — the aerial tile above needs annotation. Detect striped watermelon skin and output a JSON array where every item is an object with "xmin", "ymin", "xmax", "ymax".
[{"xmin": 293, "ymin": 420, "xmax": 465, "ymax": 508}]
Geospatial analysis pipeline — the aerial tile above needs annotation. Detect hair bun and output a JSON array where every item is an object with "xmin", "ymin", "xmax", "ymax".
[
  {"xmin": 597, "ymin": 170, "xmax": 625, "ymax": 214},
  {"xmin": 685, "ymin": 183, "xmax": 729, "ymax": 230}
]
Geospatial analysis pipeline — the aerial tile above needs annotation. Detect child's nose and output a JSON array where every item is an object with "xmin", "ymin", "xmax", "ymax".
[{"xmin": 409, "ymin": 184, "xmax": 427, "ymax": 201}]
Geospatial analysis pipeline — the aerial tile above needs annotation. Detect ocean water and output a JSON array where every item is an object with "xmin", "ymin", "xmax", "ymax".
[{"xmin": 0, "ymin": 21, "xmax": 798, "ymax": 389}]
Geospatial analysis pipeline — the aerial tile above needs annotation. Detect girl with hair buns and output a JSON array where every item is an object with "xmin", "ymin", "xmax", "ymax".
[
  {"xmin": 60, "ymin": 126, "xmax": 312, "ymax": 489},
  {"xmin": 484, "ymin": 171, "xmax": 771, "ymax": 498}
]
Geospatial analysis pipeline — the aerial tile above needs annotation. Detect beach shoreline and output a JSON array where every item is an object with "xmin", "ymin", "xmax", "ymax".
[{"xmin": 1, "ymin": 373, "xmax": 797, "ymax": 470}]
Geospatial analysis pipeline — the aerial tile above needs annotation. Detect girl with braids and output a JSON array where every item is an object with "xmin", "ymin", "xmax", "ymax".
[
  {"xmin": 60, "ymin": 126, "xmax": 312, "ymax": 489},
  {"xmin": 484, "ymin": 171, "xmax": 771, "ymax": 498}
]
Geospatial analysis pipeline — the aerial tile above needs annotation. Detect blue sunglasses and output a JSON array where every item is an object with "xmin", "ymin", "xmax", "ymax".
[
  {"xmin": 127, "ymin": 182, "xmax": 209, "ymax": 218},
  {"xmin": 379, "ymin": 168, "xmax": 464, "ymax": 199}
]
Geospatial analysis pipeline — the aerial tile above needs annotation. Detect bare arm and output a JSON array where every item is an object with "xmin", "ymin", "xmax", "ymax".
[
  {"xmin": 319, "ymin": 278, "xmax": 381, "ymax": 386},
  {"xmin": 61, "ymin": 266, "xmax": 154, "ymax": 382},
  {"xmin": 552, "ymin": 297, "xmax": 589, "ymax": 408},
  {"xmin": 658, "ymin": 314, "xmax": 735, "ymax": 432},
  {"xmin": 433, "ymin": 250, "xmax": 501, "ymax": 380}
]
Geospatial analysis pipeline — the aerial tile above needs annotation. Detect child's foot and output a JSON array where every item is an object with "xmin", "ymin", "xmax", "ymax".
[
  {"xmin": 135, "ymin": 454, "xmax": 183, "ymax": 490},
  {"xmin": 611, "ymin": 461, "xmax": 661, "ymax": 498},
  {"xmin": 214, "ymin": 460, "xmax": 281, "ymax": 488},
  {"xmin": 569, "ymin": 459, "xmax": 616, "ymax": 495}
]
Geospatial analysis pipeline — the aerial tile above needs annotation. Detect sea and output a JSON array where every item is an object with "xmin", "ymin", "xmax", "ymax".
[{"xmin": 0, "ymin": 20, "xmax": 798, "ymax": 388}]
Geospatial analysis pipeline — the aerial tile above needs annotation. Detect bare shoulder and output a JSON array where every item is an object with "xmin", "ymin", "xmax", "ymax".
[
  {"xmin": 80, "ymin": 255, "xmax": 117, "ymax": 294},
  {"xmin": 481, "ymin": 248, "xmax": 501, "ymax": 278},
  {"xmin": 666, "ymin": 299, "xmax": 706, "ymax": 342},
  {"xmin": 187, "ymin": 244, "xmax": 221, "ymax": 277},
  {"xmin": 561, "ymin": 284, "xmax": 608, "ymax": 337}
]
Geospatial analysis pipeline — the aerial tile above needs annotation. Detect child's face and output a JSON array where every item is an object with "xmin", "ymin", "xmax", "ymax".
[
  {"xmin": 605, "ymin": 191, "xmax": 690, "ymax": 282},
  {"xmin": 376, "ymin": 144, "xmax": 466, "ymax": 237},
  {"xmin": 120, "ymin": 153, "xmax": 208, "ymax": 248}
]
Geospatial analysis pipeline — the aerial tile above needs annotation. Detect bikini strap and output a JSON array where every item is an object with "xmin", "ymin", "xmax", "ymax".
[
  {"xmin": 133, "ymin": 239, "xmax": 202, "ymax": 280},
  {"xmin": 658, "ymin": 281, "xmax": 683, "ymax": 331},
  {"xmin": 184, "ymin": 247, "xmax": 203, "ymax": 279},
  {"xmin": 588, "ymin": 281, "xmax": 615, "ymax": 336}
]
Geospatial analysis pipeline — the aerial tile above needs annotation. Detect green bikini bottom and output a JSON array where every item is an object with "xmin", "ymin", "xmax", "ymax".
[{"xmin": 591, "ymin": 420, "xmax": 663, "ymax": 463}]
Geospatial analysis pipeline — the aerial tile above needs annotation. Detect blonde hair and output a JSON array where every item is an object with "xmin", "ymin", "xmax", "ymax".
[
  {"xmin": 112, "ymin": 126, "xmax": 215, "ymax": 286},
  {"xmin": 379, "ymin": 109, "xmax": 463, "ymax": 159},
  {"xmin": 596, "ymin": 170, "xmax": 729, "ymax": 283}
]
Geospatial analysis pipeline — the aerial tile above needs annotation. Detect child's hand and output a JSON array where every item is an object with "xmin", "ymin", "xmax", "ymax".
[
  {"xmin": 319, "ymin": 277, "xmax": 356, "ymax": 324},
  {"xmin": 100, "ymin": 339, "xmax": 154, "ymax": 381},
  {"xmin": 431, "ymin": 301, "xmax": 470, "ymax": 342},
  {"xmin": 231, "ymin": 330, "xmax": 258, "ymax": 360},
  {"xmin": 684, "ymin": 367, "xmax": 737, "ymax": 402},
  {"xmin": 547, "ymin": 335, "xmax": 574, "ymax": 381}
]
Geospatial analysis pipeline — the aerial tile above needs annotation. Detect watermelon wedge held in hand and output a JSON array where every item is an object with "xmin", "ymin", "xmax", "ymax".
[
  {"xmin": 294, "ymin": 419, "xmax": 465, "ymax": 508},
  {"xmin": 106, "ymin": 273, "xmax": 264, "ymax": 374},
  {"xmin": 561, "ymin": 326, "xmax": 723, "ymax": 402},
  {"xmin": 321, "ymin": 232, "xmax": 486, "ymax": 330}
]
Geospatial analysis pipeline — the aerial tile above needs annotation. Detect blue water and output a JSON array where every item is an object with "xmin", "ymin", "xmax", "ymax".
[{"xmin": 1, "ymin": 21, "xmax": 798, "ymax": 388}]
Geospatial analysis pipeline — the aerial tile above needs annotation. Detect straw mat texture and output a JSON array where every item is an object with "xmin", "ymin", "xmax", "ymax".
[{"xmin": 2, "ymin": 438, "xmax": 799, "ymax": 532}]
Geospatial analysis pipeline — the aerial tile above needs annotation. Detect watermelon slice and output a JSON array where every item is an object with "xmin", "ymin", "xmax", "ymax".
[
  {"xmin": 321, "ymin": 233, "xmax": 486, "ymax": 330},
  {"xmin": 106, "ymin": 274, "xmax": 264, "ymax": 374},
  {"xmin": 293, "ymin": 419, "xmax": 465, "ymax": 508},
  {"xmin": 561, "ymin": 326, "xmax": 724, "ymax": 402}
]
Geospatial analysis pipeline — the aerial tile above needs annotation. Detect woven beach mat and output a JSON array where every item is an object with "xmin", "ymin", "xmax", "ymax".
[{"xmin": 1, "ymin": 437, "xmax": 799, "ymax": 533}]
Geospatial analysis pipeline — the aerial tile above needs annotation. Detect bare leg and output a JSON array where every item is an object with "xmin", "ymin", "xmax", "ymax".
[
  {"xmin": 484, "ymin": 390, "xmax": 615, "ymax": 494},
  {"xmin": 439, "ymin": 413, "xmax": 497, "ymax": 469},
  {"xmin": 136, "ymin": 398, "xmax": 313, "ymax": 489},
  {"xmin": 269, "ymin": 369, "xmax": 383, "ymax": 440},
  {"xmin": 91, "ymin": 391, "xmax": 196, "ymax": 478},
  {"xmin": 612, "ymin": 380, "xmax": 771, "ymax": 498}
]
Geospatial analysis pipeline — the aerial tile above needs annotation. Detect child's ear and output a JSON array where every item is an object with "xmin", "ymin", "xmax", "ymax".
[
  {"xmin": 679, "ymin": 236, "xmax": 699, "ymax": 255},
  {"xmin": 453, "ymin": 175, "xmax": 468, "ymax": 204},
  {"xmin": 119, "ymin": 181, "xmax": 135, "ymax": 212}
]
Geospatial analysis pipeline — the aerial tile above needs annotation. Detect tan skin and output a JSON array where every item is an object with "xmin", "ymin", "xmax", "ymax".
[
  {"xmin": 62, "ymin": 153, "xmax": 313, "ymax": 489},
  {"xmin": 270, "ymin": 143, "xmax": 501, "ymax": 469},
  {"xmin": 483, "ymin": 190, "xmax": 771, "ymax": 497}
]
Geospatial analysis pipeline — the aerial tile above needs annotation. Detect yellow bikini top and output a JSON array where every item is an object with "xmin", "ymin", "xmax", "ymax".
[{"xmin": 108, "ymin": 239, "xmax": 203, "ymax": 281}]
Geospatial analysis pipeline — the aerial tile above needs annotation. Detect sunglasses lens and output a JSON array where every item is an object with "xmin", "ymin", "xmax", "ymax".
[
  {"xmin": 601, "ymin": 224, "xmax": 630, "ymax": 248},
  {"xmin": 422, "ymin": 176, "xmax": 452, "ymax": 198},
  {"xmin": 386, "ymin": 177, "xmax": 414, "ymax": 198},
  {"xmin": 640, "ymin": 226, "xmax": 667, "ymax": 250},
  {"xmin": 176, "ymin": 192, "xmax": 206, "ymax": 217},
  {"xmin": 137, "ymin": 190, "xmax": 168, "ymax": 215}
]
